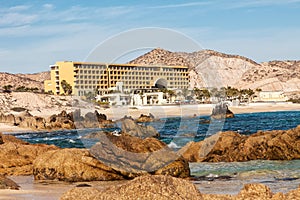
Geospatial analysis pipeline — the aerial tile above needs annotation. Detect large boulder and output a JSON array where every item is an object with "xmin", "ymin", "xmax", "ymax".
[
  {"xmin": 0, "ymin": 133, "xmax": 58, "ymax": 176},
  {"xmin": 33, "ymin": 148, "xmax": 124, "ymax": 182},
  {"xmin": 121, "ymin": 119, "xmax": 160, "ymax": 138},
  {"xmin": 19, "ymin": 116, "xmax": 46, "ymax": 129},
  {"xmin": 0, "ymin": 175, "xmax": 20, "ymax": 190},
  {"xmin": 60, "ymin": 175, "xmax": 203, "ymax": 200},
  {"xmin": 180, "ymin": 125, "xmax": 300, "ymax": 162},
  {"xmin": 34, "ymin": 133, "xmax": 190, "ymax": 182},
  {"xmin": 90, "ymin": 133, "xmax": 190, "ymax": 179},
  {"xmin": 73, "ymin": 110, "xmax": 113, "ymax": 129},
  {"xmin": 202, "ymin": 184, "xmax": 300, "ymax": 200},
  {"xmin": 135, "ymin": 114, "xmax": 155, "ymax": 123},
  {"xmin": 47, "ymin": 110, "xmax": 75, "ymax": 130},
  {"xmin": 236, "ymin": 183, "xmax": 273, "ymax": 200},
  {"xmin": 211, "ymin": 102, "xmax": 234, "ymax": 119}
]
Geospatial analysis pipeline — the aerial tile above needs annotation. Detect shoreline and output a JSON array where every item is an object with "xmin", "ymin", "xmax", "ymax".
[
  {"xmin": 1, "ymin": 172, "xmax": 299, "ymax": 200},
  {"xmin": 1, "ymin": 102, "xmax": 300, "ymax": 133}
]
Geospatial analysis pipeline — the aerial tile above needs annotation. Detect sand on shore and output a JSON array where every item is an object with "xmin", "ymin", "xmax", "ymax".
[{"xmin": 1, "ymin": 102, "xmax": 300, "ymax": 133}]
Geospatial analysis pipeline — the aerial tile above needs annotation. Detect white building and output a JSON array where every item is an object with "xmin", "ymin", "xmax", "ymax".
[{"xmin": 253, "ymin": 91, "xmax": 288, "ymax": 102}]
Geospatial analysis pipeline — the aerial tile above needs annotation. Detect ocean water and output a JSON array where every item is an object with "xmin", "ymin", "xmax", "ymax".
[
  {"xmin": 12, "ymin": 111, "xmax": 300, "ymax": 148},
  {"xmin": 10, "ymin": 111, "xmax": 300, "ymax": 194}
]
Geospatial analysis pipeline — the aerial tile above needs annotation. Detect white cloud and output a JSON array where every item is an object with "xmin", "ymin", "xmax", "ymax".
[
  {"xmin": 150, "ymin": 2, "xmax": 212, "ymax": 9},
  {"xmin": 0, "ymin": 12, "xmax": 37, "ymax": 27},
  {"xmin": 224, "ymin": 0, "xmax": 300, "ymax": 9},
  {"xmin": 43, "ymin": 4, "xmax": 54, "ymax": 10},
  {"xmin": 7, "ymin": 5, "xmax": 31, "ymax": 12}
]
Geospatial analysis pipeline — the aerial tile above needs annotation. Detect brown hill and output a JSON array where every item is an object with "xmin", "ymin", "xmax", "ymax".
[
  {"xmin": 129, "ymin": 48, "xmax": 300, "ymax": 92},
  {"xmin": 0, "ymin": 71, "xmax": 50, "ymax": 92}
]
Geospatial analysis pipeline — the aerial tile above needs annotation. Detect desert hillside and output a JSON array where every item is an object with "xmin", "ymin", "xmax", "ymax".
[
  {"xmin": 130, "ymin": 48, "xmax": 300, "ymax": 93},
  {"xmin": 0, "ymin": 71, "xmax": 50, "ymax": 91}
]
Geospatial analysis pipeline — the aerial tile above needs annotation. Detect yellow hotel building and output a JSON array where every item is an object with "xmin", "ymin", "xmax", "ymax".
[{"xmin": 44, "ymin": 61, "xmax": 189, "ymax": 96}]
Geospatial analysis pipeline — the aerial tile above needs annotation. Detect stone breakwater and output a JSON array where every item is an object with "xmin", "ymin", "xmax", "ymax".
[{"xmin": 0, "ymin": 109, "xmax": 112, "ymax": 130}]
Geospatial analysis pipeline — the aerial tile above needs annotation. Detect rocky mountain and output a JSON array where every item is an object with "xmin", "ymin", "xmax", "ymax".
[
  {"xmin": 0, "ymin": 71, "xmax": 50, "ymax": 91},
  {"xmin": 129, "ymin": 48, "xmax": 300, "ymax": 93}
]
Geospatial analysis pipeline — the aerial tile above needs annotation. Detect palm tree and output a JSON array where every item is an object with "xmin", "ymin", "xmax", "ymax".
[{"xmin": 61, "ymin": 80, "xmax": 72, "ymax": 95}]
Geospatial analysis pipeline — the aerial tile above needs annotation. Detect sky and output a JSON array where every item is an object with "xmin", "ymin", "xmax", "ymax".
[{"xmin": 1, "ymin": 0, "xmax": 300, "ymax": 73}]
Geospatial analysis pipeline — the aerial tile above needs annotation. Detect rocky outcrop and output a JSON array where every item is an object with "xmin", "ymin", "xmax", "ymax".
[
  {"xmin": 0, "ymin": 113, "xmax": 16, "ymax": 125},
  {"xmin": 60, "ymin": 176, "xmax": 300, "ymax": 200},
  {"xmin": 203, "ymin": 184, "xmax": 300, "ymax": 200},
  {"xmin": 60, "ymin": 175, "xmax": 203, "ymax": 200},
  {"xmin": 33, "ymin": 148, "xmax": 124, "ymax": 182},
  {"xmin": 121, "ymin": 118, "xmax": 160, "ymax": 138},
  {"xmin": 135, "ymin": 113, "xmax": 155, "ymax": 123},
  {"xmin": 90, "ymin": 133, "xmax": 189, "ymax": 178},
  {"xmin": 34, "ymin": 133, "xmax": 190, "ymax": 181},
  {"xmin": 0, "ymin": 132, "xmax": 58, "ymax": 176},
  {"xmin": 73, "ymin": 110, "xmax": 113, "ymax": 129},
  {"xmin": 47, "ymin": 110, "xmax": 75, "ymax": 129},
  {"xmin": 0, "ymin": 110, "xmax": 112, "ymax": 130},
  {"xmin": 180, "ymin": 125, "xmax": 300, "ymax": 162},
  {"xmin": 0, "ymin": 175, "xmax": 20, "ymax": 190},
  {"xmin": 211, "ymin": 102, "xmax": 234, "ymax": 119}
]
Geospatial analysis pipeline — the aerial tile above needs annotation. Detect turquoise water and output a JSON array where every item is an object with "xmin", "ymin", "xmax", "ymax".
[
  {"xmin": 190, "ymin": 160, "xmax": 300, "ymax": 194},
  {"xmin": 190, "ymin": 160, "xmax": 300, "ymax": 179}
]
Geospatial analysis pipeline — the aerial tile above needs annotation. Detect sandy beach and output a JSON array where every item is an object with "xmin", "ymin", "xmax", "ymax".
[
  {"xmin": 1, "ymin": 102, "xmax": 300, "ymax": 133},
  {"xmin": 99, "ymin": 102, "xmax": 300, "ymax": 120}
]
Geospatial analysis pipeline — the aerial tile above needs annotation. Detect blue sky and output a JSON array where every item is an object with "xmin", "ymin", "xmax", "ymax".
[{"xmin": 1, "ymin": 0, "xmax": 300, "ymax": 73}]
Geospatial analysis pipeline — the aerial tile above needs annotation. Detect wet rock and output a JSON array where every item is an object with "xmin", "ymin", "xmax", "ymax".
[
  {"xmin": 121, "ymin": 119, "xmax": 160, "ymax": 138},
  {"xmin": 0, "ymin": 175, "xmax": 20, "ymax": 190},
  {"xmin": 60, "ymin": 175, "xmax": 203, "ymax": 200}
]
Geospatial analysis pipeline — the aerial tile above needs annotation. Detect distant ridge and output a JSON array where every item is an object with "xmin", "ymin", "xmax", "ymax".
[
  {"xmin": 130, "ymin": 48, "xmax": 300, "ymax": 93},
  {"xmin": 0, "ymin": 71, "xmax": 50, "ymax": 91}
]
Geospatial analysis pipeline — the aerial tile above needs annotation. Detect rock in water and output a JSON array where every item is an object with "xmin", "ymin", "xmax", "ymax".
[
  {"xmin": 60, "ymin": 175, "xmax": 203, "ymax": 200},
  {"xmin": 90, "ymin": 133, "xmax": 190, "ymax": 178},
  {"xmin": 0, "ymin": 133, "xmax": 58, "ymax": 176},
  {"xmin": 33, "ymin": 148, "xmax": 124, "ymax": 182},
  {"xmin": 34, "ymin": 134, "xmax": 190, "ymax": 181},
  {"xmin": 180, "ymin": 125, "xmax": 300, "ymax": 162},
  {"xmin": 211, "ymin": 102, "xmax": 234, "ymax": 119},
  {"xmin": 121, "ymin": 118, "xmax": 160, "ymax": 138},
  {"xmin": 135, "ymin": 114, "xmax": 155, "ymax": 123},
  {"xmin": 0, "ymin": 175, "xmax": 20, "ymax": 190}
]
